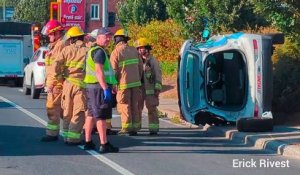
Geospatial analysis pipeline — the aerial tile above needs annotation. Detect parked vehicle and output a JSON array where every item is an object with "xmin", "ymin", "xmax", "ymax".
[
  {"xmin": 0, "ymin": 22, "xmax": 34, "ymax": 86},
  {"xmin": 178, "ymin": 32, "xmax": 284, "ymax": 132},
  {"xmin": 23, "ymin": 46, "xmax": 48, "ymax": 99}
]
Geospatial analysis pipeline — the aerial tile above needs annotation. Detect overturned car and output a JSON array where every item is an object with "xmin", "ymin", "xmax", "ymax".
[{"xmin": 178, "ymin": 32, "xmax": 284, "ymax": 132}]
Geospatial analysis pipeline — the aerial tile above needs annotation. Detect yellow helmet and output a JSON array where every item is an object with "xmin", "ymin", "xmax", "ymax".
[
  {"xmin": 114, "ymin": 29, "xmax": 128, "ymax": 37},
  {"xmin": 64, "ymin": 26, "xmax": 85, "ymax": 40},
  {"xmin": 135, "ymin": 37, "xmax": 151, "ymax": 48}
]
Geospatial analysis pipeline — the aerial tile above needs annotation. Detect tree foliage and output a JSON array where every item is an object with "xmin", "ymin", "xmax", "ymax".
[
  {"xmin": 127, "ymin": 20, "xmax": 185, "ymax": 75},
  {"xmin": 13, "ymin": 0, "xmax": 49, "ymax": 23},
  {"xmin": 251, "ymin": 0, "xmax": 300, "ymax": 44},
  {"xmin": 0, "ymin": 0, "xmax": 20, "ymax": 7},
  {"xmin": 117, "ymin": 0, "xmax": 168, "ymax": 27},
  {"xmin": 165, "ymin": 0, "xmax": 269, "ymax": 38}
]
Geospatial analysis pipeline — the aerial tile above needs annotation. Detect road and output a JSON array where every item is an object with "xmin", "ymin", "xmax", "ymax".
[{"xmin": 1, "ymin": 85, "xmax": 300, "ymax": 175}]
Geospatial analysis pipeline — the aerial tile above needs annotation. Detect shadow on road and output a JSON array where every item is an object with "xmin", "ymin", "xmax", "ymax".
[
  {"xmin": 0, "ymin": 125, "xmax": 278, "ymax": 156},
  {"xmin": 0, "ymin": 125, "xmax": 86, "ymax": 156},
  {"xmin": 109, "ymin": 127, "xmax": 274, "ymax": 156}
]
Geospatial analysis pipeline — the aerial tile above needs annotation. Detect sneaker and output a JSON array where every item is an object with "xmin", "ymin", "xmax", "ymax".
[
  {"xmin": 106, "ymin": 129, "xmax": 118, "ymax": 135},
  {"xmin": 99, "ymin": 142, "xmax": 119, "ymax": 153},
  {"xmin": 149, "ymin": 131, "xmax": 158, "ymax": 136},
  {"xmin": 40, "ymin": 135, "xmax": 58, "ymax": 142},
  {"xmin": 84, "ymin": 141, "xmax": 96, "ymax": 150}
]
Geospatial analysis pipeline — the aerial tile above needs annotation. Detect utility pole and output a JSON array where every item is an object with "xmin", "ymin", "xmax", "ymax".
[{"xmin": 102, "ymin": 0, "xmax": 108, "ymax": 28}]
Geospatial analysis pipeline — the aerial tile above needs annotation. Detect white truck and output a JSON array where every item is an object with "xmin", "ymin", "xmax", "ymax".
[{"xmin": 0, "ymin": 22, "xmax": 33, "ymax": 86}]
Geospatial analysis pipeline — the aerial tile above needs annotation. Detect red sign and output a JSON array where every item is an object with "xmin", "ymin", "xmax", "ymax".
[{"xmin": 60, "ymin": 0, "xmax": 85, "ymax": 30}]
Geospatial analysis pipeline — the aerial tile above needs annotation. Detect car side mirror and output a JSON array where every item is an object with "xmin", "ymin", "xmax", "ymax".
[{"xmin": 24, "ymin": 57, "xmax": 30, "ymax": 65}]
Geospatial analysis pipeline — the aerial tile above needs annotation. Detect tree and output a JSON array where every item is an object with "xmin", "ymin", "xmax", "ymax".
[
  {"xmin": 251, "ymin": 0, "xmax": 300, "ymax": 44},
  {"xmin": 0, "ymin": 0, "xmax": 19, "ymax": 6},
  {"xmin": 165, "ymin": 0, "xmax": 269, "ymax": 38},
  {"xmin": 117, "ymin": 0, "xmax": 168, "ymax": 27},
  {"xmin": 13, "ymin": 0, "xmax": 49, "ymax": 23}
]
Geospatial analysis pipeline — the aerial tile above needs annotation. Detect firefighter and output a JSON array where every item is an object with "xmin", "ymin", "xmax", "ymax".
[
  {"xmin": 110, "ymin": 29, "xmax": 143, "ymax": 135},
  {"xmin": 40, "ymin": 20, "xmax": 65, "ymax": 142},
  {"xmin": 51, "ymin": 26, "xmax": 87, "ymax": 145},
  {"xmin": 83, "ymin": 28, "xmax": 119, "ymax": 153},
  {"xmin": 135, "ymin": 38, "xmax": 162, "ymax": 135}
]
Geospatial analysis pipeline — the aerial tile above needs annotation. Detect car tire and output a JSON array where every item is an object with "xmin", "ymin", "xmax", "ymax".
[
  {"xmin": 236, "ymin": 117, "xmax": 273, "ymax": 132},
  {"xmin": 31, "ymin": 76, "xmax": 41, "ymax": 99},
  {"xmin": 23, "ymin": 77, "xmax": 30, "ymax": 95}
]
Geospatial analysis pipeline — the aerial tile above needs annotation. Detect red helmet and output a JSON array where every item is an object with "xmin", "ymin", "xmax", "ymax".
[{"xmin": 41, "ymin": 20, "xmax": 64, "ymax": 35}]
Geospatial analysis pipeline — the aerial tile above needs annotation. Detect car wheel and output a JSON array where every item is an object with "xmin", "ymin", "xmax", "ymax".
[
  {"xmin": 31, "ymin": 76, "xmax": 41, "ymax": 99},
  {"xmin": 23, "ymin": 77, "xmax": 30, "ymax": 95},
  {"xmin": 236, "ymin": 117, "xmax": 273, "ymax": 132}
]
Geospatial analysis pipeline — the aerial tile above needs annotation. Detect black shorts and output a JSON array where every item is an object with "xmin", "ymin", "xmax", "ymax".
[{"xmin": 86, "ymin": 84, "xmax": 112, "ymax": 120}]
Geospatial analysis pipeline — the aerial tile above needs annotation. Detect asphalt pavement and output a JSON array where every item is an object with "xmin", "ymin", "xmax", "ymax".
[{"xmin": 1, "ymin": 85, "xmax": 300, "ymax": 175}]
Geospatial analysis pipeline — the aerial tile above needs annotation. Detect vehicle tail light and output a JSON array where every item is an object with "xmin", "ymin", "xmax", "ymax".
[
  {"xmin": 254, "ymin": 100, "xmax": 259, "ymax": 118},
  {"xmin": 253, "ymin": 39, "xmax": 258, "ymax": 54},
  {"xmin": 37, "ymin": 62, "xmax": 45, "ymax": 66}
]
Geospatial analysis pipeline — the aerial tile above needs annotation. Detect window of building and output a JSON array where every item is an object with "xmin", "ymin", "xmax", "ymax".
[{"xmin": 90, "ymin": 4, "xmax": 100, "ymax": 20}]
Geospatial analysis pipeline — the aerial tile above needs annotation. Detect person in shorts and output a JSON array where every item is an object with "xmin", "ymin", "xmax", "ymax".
[{"xmin": 83, "ymin": 28, "xmax": 119, "ymax": 153}]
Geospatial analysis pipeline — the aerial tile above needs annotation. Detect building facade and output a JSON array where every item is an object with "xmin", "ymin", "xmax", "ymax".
[{"xmin": 85, "ymin": 0, "xmax": 121, "ymax": 33}]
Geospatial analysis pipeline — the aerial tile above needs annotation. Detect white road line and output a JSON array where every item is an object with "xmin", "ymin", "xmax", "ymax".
[
  {"xmin": 0, "ymin": 95, "xmax": 135, "ymax": 175},
  {"xmin": 18, "ymin": 88, "xmax": 23, "ymax": 92}
]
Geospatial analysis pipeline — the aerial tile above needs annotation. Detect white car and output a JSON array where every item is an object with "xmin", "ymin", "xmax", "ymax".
[
  {"xmin": 178, "ymin": 33, "xmax": 284, "ymax": 132},
  {"xmin": 23, "ymin": 46, "xmax": 48, "ymax": 99}
]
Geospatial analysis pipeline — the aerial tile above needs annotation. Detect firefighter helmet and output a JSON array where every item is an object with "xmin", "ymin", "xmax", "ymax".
[
  {"xmin": 64, "ymin": 26, "xmax": 85, "ymax": 40},
  {"xmin": 41, "ymin": 20, "xmax": 64, "ymax": 35},
  {"xmin": 134, "ymin": 37, "xmax": 151, "ymax": 48},
  {"xmin": 114, "ymin": 29, "xmax": 129, "ymax": 38}
]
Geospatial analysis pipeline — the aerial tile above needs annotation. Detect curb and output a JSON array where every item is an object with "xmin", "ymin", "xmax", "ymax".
[{"xmin": 209, "ymin": 126, "xmax": 300, "ymax": 159}]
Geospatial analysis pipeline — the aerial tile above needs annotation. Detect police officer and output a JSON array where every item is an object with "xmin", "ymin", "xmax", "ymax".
[
  {"xmin": 41, "ymin": 20, "xmax": 65, "ymax": 142},
  {"xmin": 135, "ymin": 38, "xmax": 162, "ymax": 135},
  {"xmin": 83, "ymin": 28, "xmax": 119, "ymax": 153},
  {"xmin": 110, "ymin": 29, "xmax": 143, "ymax": 135}
]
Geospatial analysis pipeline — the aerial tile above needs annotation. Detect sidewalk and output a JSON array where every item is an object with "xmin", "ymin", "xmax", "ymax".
[{"xmin": 158, "ymin": 97, "xmax": 300, "ymax": 159}]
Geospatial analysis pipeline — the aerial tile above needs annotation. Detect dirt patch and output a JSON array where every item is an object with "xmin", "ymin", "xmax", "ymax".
[{"xmin": 161, "ymin": 75, "xmax": 178, "ymax": 99}]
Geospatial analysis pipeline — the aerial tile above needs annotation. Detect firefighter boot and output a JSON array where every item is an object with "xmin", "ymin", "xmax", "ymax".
[
  {"xmin": 99, "ymin": 142, "xmax": 119, "ymax": 153},
  {"xmin": 40, "ymin": 135, "xmax": 58, "ymax": 142}
]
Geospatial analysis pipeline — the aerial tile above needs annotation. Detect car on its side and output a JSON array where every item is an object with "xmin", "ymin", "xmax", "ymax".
[
  {"xmin": 23, "ymin": 46, "xmax": 48, "ymax": 99},
  {"xmin": 178, "ymin": 33, "xmax": 284, "ymax": 132}
]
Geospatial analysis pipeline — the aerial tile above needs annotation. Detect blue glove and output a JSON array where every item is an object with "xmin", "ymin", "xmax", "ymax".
[{"xmin": 103, "ymin": 89, "xmax": 112, "ymax": 103}]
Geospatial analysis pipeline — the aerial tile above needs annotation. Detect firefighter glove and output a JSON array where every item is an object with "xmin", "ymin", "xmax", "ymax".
[{"xmin": 104, "ymin": 89, "xmax": 112, "ymax": 103}]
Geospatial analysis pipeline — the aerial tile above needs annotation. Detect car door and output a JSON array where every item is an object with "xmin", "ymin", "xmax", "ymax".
[{"xmin": 24, "ymin": 50, "xmax": 40, "ymax": 85}]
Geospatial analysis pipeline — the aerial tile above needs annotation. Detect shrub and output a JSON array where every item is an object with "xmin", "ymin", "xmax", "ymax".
[
  {"xmin": 127, "ymin": 20, "xmax": 185, "ymax": 75},
  {"xmin": 272, "ymin": 39, "xmax": 300, "ymax": 113}
]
